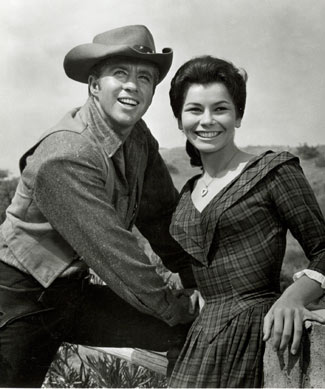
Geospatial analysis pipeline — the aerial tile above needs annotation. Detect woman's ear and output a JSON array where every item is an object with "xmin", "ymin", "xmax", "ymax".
[
  {"xmin": 177, "ymin": 119, "xmax": 183, "ymax": 131},
  {"xmin": 235, "ymin": 117, "xmax": 242, "ymax": 128}
]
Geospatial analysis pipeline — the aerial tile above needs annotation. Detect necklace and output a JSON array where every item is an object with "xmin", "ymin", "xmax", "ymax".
[
  {"xmin": 200, "ymin": 150, "xmax": 239, "ymax": 197},
  {"xmin": 200, "ymin": 176, "xmax": 216, "ymax": 197}
]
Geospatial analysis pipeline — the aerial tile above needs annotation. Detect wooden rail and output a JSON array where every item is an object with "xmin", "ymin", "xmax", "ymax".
[{"xmin": 82, "ymin": 346, "xmax": 168, "ymax": 375}]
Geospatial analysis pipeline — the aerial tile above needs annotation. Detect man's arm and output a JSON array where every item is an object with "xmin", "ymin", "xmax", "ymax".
[
  {"xmin": 135, "ymin": 129, "xmax": 196, "ymax": 288},
  {"xmin": 32, "ymin": 137, "xmax": 194, "ymax": 326}
]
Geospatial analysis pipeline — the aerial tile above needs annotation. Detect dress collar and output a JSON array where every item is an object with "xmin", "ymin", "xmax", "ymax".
[{"xmin": 171, "ymin": 150, "xmax": 298, "ymax": 266}]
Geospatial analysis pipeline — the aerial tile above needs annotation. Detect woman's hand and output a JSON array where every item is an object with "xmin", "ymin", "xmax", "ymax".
[{"xmin": 263, "ymin": 276, "xmax": 325, "ymax": 355}]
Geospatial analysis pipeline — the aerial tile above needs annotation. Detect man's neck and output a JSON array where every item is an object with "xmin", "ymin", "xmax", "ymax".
[{"xmin": 92, "ymin": 97, "xmax": 134, "ymax": 143}]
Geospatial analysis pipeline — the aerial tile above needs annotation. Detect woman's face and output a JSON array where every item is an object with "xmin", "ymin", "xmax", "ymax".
[{"xmin": 179, "ymin": 82, "xmax": 241, "ymax": 154}]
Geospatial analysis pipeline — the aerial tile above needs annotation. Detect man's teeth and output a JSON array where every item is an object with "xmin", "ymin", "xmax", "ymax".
[
  {"xmin": 118, "ymin": 98, "xmax": 138, "ymax": 106},
  {"xmin": 196, "ymin": 131, "xmax": 222, "ymax": 138}
]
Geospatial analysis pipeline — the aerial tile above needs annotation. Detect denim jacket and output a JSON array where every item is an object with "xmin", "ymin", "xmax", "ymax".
[{"xmin": 0, "ymin": 98, "xmax": 195, "ymax": 325}]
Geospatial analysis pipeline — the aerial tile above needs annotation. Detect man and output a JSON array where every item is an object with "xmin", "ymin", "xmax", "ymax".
[{"xmin": 0, "ymin": 25, "xmax": 196, "ymax": 387}]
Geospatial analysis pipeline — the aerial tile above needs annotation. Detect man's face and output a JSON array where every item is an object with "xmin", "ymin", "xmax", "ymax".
[{"xmin": 89, "ymin": 58, "xmax": 157, "ymax": 132}]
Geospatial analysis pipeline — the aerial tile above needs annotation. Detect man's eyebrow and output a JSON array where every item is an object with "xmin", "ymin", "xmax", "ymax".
[
  {"xmin": 111, "ymin": 64, "xmax": 128, "ymax": 70},
  {"xmin": 138, "ymin": 67, "xmax": 155, "ymax": 74}
]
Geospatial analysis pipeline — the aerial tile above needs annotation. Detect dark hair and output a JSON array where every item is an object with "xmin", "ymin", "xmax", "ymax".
[{"xmin": 169, "ymin": 56, "xmax": 248, "ymax": 167}]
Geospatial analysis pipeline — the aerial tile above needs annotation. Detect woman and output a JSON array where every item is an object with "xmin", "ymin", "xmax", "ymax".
[{"xmin": 168, "ymin": 56, "xmax": 325, "ymax": 388}]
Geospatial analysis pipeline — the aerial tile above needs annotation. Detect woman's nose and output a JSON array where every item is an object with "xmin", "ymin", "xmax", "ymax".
[{"xmin": 200, "ymin": 111, "xmax": 215, "ymax": 126}]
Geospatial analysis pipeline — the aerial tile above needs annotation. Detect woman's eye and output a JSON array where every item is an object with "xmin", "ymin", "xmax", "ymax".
[
  {"xmin": 215, "ymin": 106, "xmax": 227, "ymax": 112},
  {"xmin": 186, "ymin": 107, "xmax": 201, "ymax": 113}
]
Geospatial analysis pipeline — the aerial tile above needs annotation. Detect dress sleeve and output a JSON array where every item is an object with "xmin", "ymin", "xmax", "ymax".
[
  {"xmin": 269, "ymin": 160, "xmax": 325, "ymax": 275},
  {"xmin": 293, "ymin": 269, "xmax": 325, "ymax": 288},
  {"xmin": 135, "ymin": 130, "xmax": 196, "ymax": 288},
  {"xmin": 32, "ymin": 144, "xmax": 183, "ymax": 326}
]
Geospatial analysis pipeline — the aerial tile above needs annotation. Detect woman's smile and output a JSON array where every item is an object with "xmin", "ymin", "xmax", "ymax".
[{"xmin": 195, "ymin": 130, "xmax": 223, "ymax": 139}]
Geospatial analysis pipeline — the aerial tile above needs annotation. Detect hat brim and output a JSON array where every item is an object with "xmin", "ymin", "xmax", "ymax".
[{"xmin": 64, "ymin": 43, "xmax": 173, "ymax": 84}]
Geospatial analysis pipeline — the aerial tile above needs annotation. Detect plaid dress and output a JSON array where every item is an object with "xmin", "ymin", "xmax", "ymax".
[{"xmin": 169, "ymin": 151, "xmax": 325, "ymax": 388}]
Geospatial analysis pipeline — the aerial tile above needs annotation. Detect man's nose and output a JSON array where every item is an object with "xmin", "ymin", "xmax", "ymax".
[{"xmin": 123, "ymin": 75, "xmax": 138, "ymax": 92}]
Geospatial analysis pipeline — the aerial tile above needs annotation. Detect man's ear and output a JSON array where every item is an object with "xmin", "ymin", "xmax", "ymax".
[
  {"xmin": 88, "ymin": 75, "xmax": 100, "ymax": 97},
  {"xmin": 177, "ymin": 119, "xmax": 183, "ymax": 131}
]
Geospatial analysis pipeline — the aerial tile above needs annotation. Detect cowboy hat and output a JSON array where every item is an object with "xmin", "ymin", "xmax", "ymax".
[{"xmin": 63, "ymin": 25, "xmax": 173, "ymax": 84}]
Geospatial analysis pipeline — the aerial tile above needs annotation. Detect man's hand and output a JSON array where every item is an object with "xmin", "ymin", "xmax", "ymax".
[
  {"xmin": 263, "ymin": 281, "xmax": 325, "ymax": 355},
  {"xmin": 166, "ymin": 289, "xmax": 201, "ymax": 325},
  {"xmin": 171, "ymin": 288, "xmax": 205, "ymax": 315}
]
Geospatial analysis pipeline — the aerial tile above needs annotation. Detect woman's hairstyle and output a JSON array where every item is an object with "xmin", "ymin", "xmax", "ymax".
[{"xmin": 169, "ymin": 55, "xmax": 248, "ymax": 167}]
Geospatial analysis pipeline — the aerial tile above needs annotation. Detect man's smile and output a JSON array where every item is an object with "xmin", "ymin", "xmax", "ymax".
[{"xmin": 117, "ymin": 97, "xmax": 139, "ymax": 107}]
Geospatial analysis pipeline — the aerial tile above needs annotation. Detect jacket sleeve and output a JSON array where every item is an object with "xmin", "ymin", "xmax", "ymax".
[
  {"xmin": 269, "ymin": 159, "xmax": 325, "ymax": 276},
  {"xmin": 135, "ymin": 128, "xmax": 196, "ymax": 288},
  {"xmin": 32, "ymin": 134, "xmax": 185, "ymax": 325}
]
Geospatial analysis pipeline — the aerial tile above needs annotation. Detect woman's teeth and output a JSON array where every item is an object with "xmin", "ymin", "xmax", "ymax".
[{"xmin": 196, "ymin": 131, "xmax": 222, "ymax": 138}]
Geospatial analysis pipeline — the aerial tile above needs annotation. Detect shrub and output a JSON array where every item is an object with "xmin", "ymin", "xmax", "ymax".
[
  {"xmin": 0, "ymin": 177, "xmax": 19, "ymax": 224},
  {"xmin": 0, "ymin": 169, "xmax": 9, "ymax": 179},
  {"xmin": 315, "ymin": 154, "xmax": 325, "ymax": 168},
  {"xmin": 295, "ymin": 143, "xmax": 320, "ymax": 160},
  {"xmin": 43, "ymin": 343, "xmax": 167, "ymax": 388}
]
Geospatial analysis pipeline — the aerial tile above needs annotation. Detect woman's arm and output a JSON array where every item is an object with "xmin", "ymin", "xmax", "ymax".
[{"xmin": 264, "ymin": 159, "xmax": 325, "ymax": 353}]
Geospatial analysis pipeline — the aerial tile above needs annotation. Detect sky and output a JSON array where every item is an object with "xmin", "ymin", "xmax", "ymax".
[{"xmin": 1, "ymin": 0, "xmax": 325, "ymax": 175}]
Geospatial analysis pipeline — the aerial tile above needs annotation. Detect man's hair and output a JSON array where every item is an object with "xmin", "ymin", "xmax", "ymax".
[
  {"xmin": 88, "ymin": 56, "xmax": 159, "ymax": 96},
  {"xmin": 169, "ymin": 55, "xmax": 247, "ymax": 167}
]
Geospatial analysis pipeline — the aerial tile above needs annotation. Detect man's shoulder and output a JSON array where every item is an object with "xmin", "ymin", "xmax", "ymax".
[
  {"xmin": 22, "ymin": 131, "xmax": 101, "ymax": 178},
  {"xmin": 132, "ymin": 119, "xmax": 158, "ymax": 149},
  {"xmin": 40, "ymin": 130, "xmax": 95, "ymax": 155},
  {"xmin": 134, "ymin": 119, "xmax": 149, "ymax": 136},
  {"xmin": 44, "ymin": 106, "xmax": 88, "ymax": 138},
  {"xmin": 20, "ymin": 106, "xmax": 100, "ymax": 170}
]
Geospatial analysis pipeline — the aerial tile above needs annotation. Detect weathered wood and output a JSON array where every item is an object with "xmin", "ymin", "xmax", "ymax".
[{"xmin": 83, "ymin": 346, "xmax": 168, "ymax": 375}]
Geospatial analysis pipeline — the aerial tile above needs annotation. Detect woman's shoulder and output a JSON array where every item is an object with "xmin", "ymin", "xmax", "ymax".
[
  {"xmin": 249, "ymin": 150, "xmax": 299, "ymax": 172},
  {"xmin": 231, "ymin": 150, "xmax": 301, "ymax": 192}
]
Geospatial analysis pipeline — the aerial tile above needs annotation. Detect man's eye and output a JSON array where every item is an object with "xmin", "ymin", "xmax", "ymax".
[
  {"xmin": 139, "ymin": 75, "xmax": 152, "ymax": 83},
  {"xmin": 114, "ymin": 70, "xmax": 127, "ymax": 77}
]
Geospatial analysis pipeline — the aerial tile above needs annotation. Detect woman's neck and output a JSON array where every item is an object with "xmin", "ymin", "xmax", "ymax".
[{"xmin": 200, "ymin": 144, "xmax": 242, "ymax": 178}]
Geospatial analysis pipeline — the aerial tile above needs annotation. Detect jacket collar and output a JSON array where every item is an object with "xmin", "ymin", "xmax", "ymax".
[{"xmin": 78, "ymin": 97, "xmax": 123, "ymax": 157}]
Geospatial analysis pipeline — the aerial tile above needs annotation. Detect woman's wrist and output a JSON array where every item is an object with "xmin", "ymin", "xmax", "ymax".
[{"xmin": 284, "ymin": 274, "xmax": 324, "ymax": 306}]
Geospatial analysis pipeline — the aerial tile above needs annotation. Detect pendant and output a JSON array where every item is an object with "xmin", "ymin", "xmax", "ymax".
[{"xmin": 201, "ymin": 187, "xmax": 208, "ymax": 197}]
